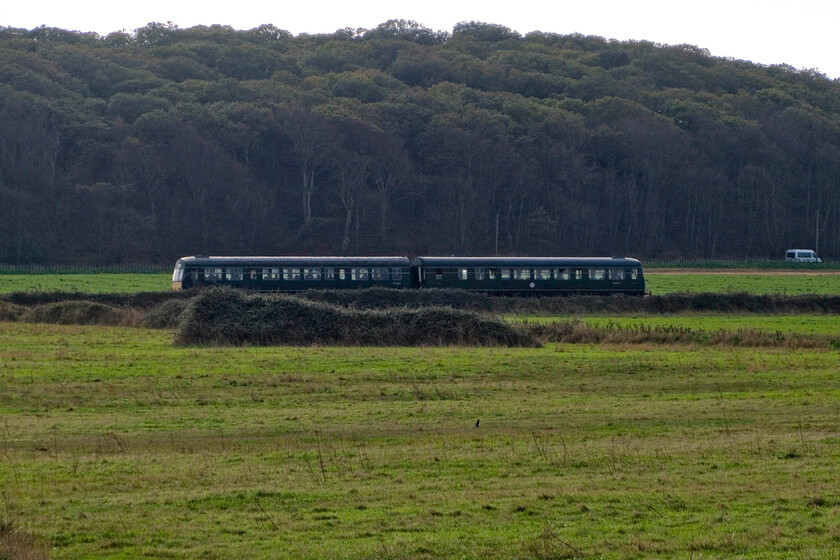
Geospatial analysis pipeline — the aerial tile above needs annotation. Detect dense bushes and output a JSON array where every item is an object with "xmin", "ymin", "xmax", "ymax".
[
  {"xmin": 175, "ymin": 288, "xmax": 534, "ymax": 347},
  {"xmin": 3, "ymin": 288, "xmax": 840, "ymax": 348},
  {"xmin": 21, "ymin": 300, "xmax": 132, "ymax": 325}
]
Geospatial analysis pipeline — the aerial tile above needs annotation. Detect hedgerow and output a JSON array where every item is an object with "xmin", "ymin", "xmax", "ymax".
[
  {"xmin": 175, "ymin": 287, "xmax": 535, "ymax": 347},
  {"xmin": 21, "ymin": 300, "xmax": 131, "ymax": 326}
]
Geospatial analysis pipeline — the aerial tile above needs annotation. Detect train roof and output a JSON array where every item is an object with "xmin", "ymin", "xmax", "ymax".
[
  {"xmin": 175, "ymin": 256, "xmax": 412, "ymax": 267},
  {"xmin": 413, "ymin": 256, "xmax": 643, "ymax": 268}
]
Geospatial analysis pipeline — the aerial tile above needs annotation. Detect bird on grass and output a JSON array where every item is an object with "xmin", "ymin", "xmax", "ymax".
[{"xmin": 475, "ymin": 419, "xmax": 480, "ymax": 428}]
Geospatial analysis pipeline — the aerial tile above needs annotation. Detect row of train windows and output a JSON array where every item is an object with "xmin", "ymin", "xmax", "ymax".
[
  {"xmin": 203, "ymin": 267, "xmax": 403, "ymax": 282},
  {"xmin": 441, "ymin": 268, "xmax": 639, "ymax": 281}
]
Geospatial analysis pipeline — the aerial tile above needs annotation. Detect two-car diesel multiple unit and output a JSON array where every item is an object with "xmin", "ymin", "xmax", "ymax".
[{"xmin": 172, "ymin": 255, "xmax": 646, "ymax": 296}]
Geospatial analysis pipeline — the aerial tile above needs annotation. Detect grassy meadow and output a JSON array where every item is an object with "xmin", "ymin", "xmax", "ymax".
[
  {"xmin": 517, "ymin": 314, "xmax": 840, "ymax": 336},
  {"xmin": 2, "ymin": 322, "xmax": 840, "ymax": 559},
  {"xmin": 2, "ymin": 269, "xmax": 840, "ymax": 295},
  {"xmin": 2, "ymin": 268, "xmax": 840, "ymax": 558},
  {"xmin": 0, "ymin": 273, "xmax": 170, "ymax": 294},
  {"xmin": 645, "ymin": 271, "xmax": 840, "ymax": 295}
]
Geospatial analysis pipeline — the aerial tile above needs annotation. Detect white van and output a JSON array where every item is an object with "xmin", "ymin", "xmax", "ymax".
[{"xmin": 785, "ymin": 249, "xmax": 821, "ymax": 263}]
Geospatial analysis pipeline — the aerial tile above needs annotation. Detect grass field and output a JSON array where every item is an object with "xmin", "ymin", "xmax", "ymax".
[
  {"xmin": 645, "ymin": 272, "xmax": 840, "ymax": 295},
  {"xmin": 516, "ymin": 315, "xmax": 840, "ymax": 336},
  {"xmin": 2, "ymin": 322, "xmax": 840, "ymax": 559},
  {"xmin": 2, "ymin": 270, "xmax": 840, "ymax": 295},
  {"xmin": 0, "ymin": 273, "xmax": 170, "ymax": 294}
]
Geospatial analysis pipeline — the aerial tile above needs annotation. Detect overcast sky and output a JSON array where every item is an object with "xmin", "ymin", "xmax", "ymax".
[{"xmin": 3, "ymin": 0, "xmax": 839, "ymax": 78}]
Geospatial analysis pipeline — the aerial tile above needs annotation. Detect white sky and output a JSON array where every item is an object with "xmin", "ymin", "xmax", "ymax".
[{"xmin": 3, "ymin": 0, "xmax": 839, "ymax": 78}]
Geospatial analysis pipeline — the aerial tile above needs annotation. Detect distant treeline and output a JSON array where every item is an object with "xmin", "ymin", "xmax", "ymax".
[{"xmin": 1, "ymin": 20, "xmax": 839, "ymax": 264}]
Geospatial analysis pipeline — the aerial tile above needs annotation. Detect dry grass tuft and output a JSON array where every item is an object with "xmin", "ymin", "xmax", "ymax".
[{"xmin": 1, "ymin": 518, "xmax": 49, "ymax": 560}]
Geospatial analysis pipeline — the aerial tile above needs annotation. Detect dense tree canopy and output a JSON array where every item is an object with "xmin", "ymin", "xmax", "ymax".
[{"xmin": 1, "ymin": 20, "xmax": 839, "ymax": 264}]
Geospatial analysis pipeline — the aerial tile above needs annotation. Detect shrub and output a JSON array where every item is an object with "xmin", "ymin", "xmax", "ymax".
[
  {"xmin": 0, "ymin": 302, "xmax": 25, "ymax": 322},
  {"xmin": 175, "ymin": 287, "xmax": 536, "ymax": 347},
  {"xmin": 140, "ymin": 298, "xmax": 192, "ymax": 328},
  {"xmin": 22, "ymin": 301, "xmax": 130, "ymax": 326}
]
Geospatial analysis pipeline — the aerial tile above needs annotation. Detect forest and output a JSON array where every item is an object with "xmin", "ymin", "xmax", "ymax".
[{"xmin": 1, "ymin": 20, "xmax": 839, "ymax": 264}]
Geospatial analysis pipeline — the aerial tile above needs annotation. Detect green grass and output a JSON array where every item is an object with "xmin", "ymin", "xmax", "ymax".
[
  {"xmin": 2, "ymin": 270, "xmax": 840, "ymax": 295},
  {"xmin": 2, "ymin": 322, "xmax": 840, "ymax": 558},
  {"xmin": 516, "ymin": 314, "xmax": 840, "ymax": 336},
  {"xmin": 646, "ymin": 272, "xmax": 840, "ymax": 295},
  {"xmin": 0, "ymin": 273, "xmax": 171, "ymax": 294}
]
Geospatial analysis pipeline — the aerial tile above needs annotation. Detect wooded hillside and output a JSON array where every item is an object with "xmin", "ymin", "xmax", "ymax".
[{"xmin": 1, "ymin": 20, "xmax": 839, "ymax": 264}]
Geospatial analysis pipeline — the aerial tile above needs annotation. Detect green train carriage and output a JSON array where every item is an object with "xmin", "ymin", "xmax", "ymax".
[
  {"xmin": 171, "ymin": 256, "xmax": 412, "ymax": 291},
  {"xmin": 413, "ymin": 256, "xmax": 645, "ymax": 295}
]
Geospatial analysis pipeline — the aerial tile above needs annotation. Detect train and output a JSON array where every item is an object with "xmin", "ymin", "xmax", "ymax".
[{"xmin": 171, "ymin": 255, "xmax": 646, "ymax": 296}]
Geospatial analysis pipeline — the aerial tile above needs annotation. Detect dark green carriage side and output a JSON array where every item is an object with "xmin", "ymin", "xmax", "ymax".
[
  {"xmin": 413, "ymin": 257, "xmax": 646, "ymax": 295},
  {"xmin": 172, "ymin": 256, "xmax": 413, "ymax": 291}
]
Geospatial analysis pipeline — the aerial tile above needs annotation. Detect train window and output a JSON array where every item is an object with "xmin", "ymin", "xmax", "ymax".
[
  {"xmin": 435, "ymin": 269, "xmax": 443, "ymax": 280},
  {"xmin": 225, "ymin": 268, "xmax": 243, "ymax": 282},
  {"xmin": 555, "ymin": 268, "xmax": 570, "ymax": 281},
  {"xmin": 372, "ymin": 268, "xmax": 389, "ymax": 281},
  {"xmin": 459, "ymin": 268, "xmax": 467, "ymax": 280},
  {"xmin": 574, "ymin": 269, "xmax": 584, "ymax": 280},
  {"xmin": 628, "ymin": 268, "xmax": 639, "ymax": 280},
  {"xmin": 325, "ymin": 268, "xmax": 335, "ymax": 281},
  {"xmin": 263, "ymin": 268, "xmax": 280, "ymax": 280},
  {"xmin": 475, "ymin": 268, "xmax": 484, "ymax": 280},
  {"xmin": 515, "ymin": 268, "xmax": 531, "ymax": 280},
  {"xmin": 304, "ymin": 268, "xmax": 322, "ymax": 281},
  {"xmin": 501, "ymin": 268, "xmax": 510, "ymax": 280},
  {"xmin": 488, "ymin": 269, "xmax": 496, "ymax": 280},
  {"xmin": 590, "ymin": 269, "xmax": 606, "ymax": 280},
  {"xmin": 391, "ymin": 268, "xmax": 402, "ymax": 281},
  {"xmin": 291, "ymin": 268, "xmax": 301, "ymax": 281},
  {"xmin": 339, "ymin": 269, "xmax": 346, "ymax": 280},
  {"xmin": 609, "ymin": 268, "xmax": 625, "ymax": 281},
  {"xmin": 538, "ymin": 269, "xmax": 551, "ymax": 280},
  {"xmin": 249, "ymin": 269, "xmax": 258, "ymax": 280},
  {"xmin": 205, "ymin": 268, "xmax": 223, "ymax": 282},
  {"xmin": 352, "ymin": 268, "xmax": 369, "ymax": 281},
  {"xmin": 172, "ymin": 268, "xmax": 184, "ymax": 282}
]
